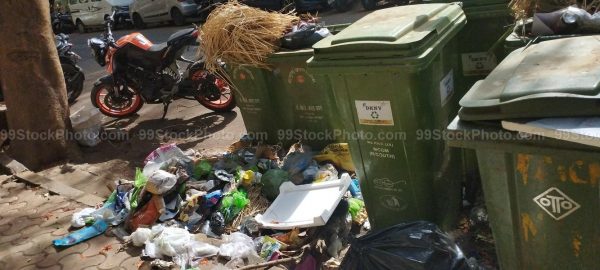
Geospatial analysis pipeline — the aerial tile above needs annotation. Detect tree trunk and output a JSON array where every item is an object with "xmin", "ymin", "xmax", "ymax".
[{"xmin": 0, "ymin": 0, "xmax": 79, "ymax": 170}]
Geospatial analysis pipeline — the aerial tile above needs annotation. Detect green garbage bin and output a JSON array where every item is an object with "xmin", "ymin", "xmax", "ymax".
[
  {"xmin": 427, "ymin": 0, "xmax": 513, "ymax": 195},
  {"xmin": 447, "ymin": 119, "xmax": 600, "ymax": 269},
  {"xmin": 308, "ymin": 3, "xmax": 467, "ymax": 230},
  {"xmin": 228, "ymin": 25, "xmax": 348, "ymax": 149},
  {"xmin": 427, "ymin": 0, "xmax": 512, "ymax": 91},
  {"xmin": 228, "ymin": 65, "xmax": 276, "ymax": 144},
  {"xmin": 448, "ymin": 36, "xmax": 600, "ymax": 269},
  {"xmin": 504, "ymin": 32, "xmax": 585, "ymax": 58}
]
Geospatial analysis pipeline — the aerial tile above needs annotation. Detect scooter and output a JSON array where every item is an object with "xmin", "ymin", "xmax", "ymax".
[
  {"xmin": 0, "ymin": 33, "xmax": 84, "ymax": 104},
  {"xmin": 52, "ymin": 11, "xmax": 76, "ymax": 34}
]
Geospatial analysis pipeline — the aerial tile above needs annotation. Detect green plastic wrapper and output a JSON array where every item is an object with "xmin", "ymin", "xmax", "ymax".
[
  {"xmin": 130, "ymin": 168, "xmax": 148, "ymax": 210},
  {"xmin": 193, "ymin": 160, "xmax": 212, "ymax": 179},
  {"xmin": 348, "ymin": 198, "xmax": 365, "ymax": 220},
  {"xmin": 220, "ymin": 190, "xmax": 250, "ymax": 224}
]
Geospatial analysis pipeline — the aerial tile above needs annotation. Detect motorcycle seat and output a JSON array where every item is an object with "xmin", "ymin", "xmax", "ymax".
[
  {"xmin": 149, "ymin": 42, "xmax": 168, "ymax": 53},
  {"xmin": 167, "ymin": 28, "xmax": 195, "ymax": 45}
]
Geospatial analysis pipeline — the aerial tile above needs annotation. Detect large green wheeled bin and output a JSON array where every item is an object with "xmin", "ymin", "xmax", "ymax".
[
  {"xmin": 308, "ymin": 3, "xmax": 467, "ymax": 230},
  {"xmin": 427, "ymin": 0, "xmax": 514, "ymax": 194},
  {"xmin": 228, "ymin": 25, "xmax": 348, "ymax": 149},
  {"xmin": 448, "ymin": 36, "xmax": 600, "ymax": 269},
  {"xmin": 447, "ymin": 119, "xmax": 600, "ymax": 269}
]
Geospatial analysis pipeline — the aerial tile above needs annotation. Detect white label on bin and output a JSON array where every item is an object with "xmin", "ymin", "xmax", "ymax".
[
  {"xmin": 533, "ymin": 187, "xmax": 580, "ymax": 220},
  {"xmin": 461, "ymin": 52, "xmax": 498, "ymax": 76},
  {"xmin": 439, "ymin": 70, "xmax": 454, "ymax": 107},
  {"xmin": 355, "ymin": 100, "xmax": 394, "ymax": 126}
]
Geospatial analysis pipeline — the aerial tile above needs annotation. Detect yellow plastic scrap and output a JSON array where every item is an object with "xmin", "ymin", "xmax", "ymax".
[
  {"xmin": 242, "ymin": 170, "xmax": 255, "ymax": 186},
  {"xmin": 313, "ymin": 143, "xmax": 355, "ymax": 172}
]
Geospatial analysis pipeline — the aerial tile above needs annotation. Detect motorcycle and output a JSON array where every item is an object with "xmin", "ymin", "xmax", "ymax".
[
  {"xmin": 87, "ymin": 11, "xmax": 236, "ymax": 118},
  {"xmin": 51, "ymin": 11, "xmax": 76, "ymax": 34},
  {"xmin": 0, "ymin": 33, "xmax": 84, "ymax": 104}
]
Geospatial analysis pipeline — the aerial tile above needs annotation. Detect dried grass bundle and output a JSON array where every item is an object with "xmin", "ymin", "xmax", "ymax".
[
  {"xmin": 509, "ymin": 0, "xmax": 579, "ymax": 19},
  {"xmin": 199, "ymin": 1, "xmax": 298, "ymax": 73}
]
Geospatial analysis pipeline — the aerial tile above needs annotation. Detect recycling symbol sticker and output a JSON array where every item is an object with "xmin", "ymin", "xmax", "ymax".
[
  {"xmin": 355, "ymin": 100, "xmax": 394, "ymax": 126},
  {"xmin": 533, "ymin": 187, "xmax": 580, "ymax": 221}
]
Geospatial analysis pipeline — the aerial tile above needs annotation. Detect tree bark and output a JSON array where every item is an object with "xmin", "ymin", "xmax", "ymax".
[{"xmin": 0, "ymin": 0, "xmax": 78, "ymax": 170}]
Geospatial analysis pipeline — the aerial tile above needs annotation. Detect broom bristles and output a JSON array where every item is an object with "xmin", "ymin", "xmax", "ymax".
[{"xmin": 199, "ymin": 1, "xmax": 298, "ymax": 73}]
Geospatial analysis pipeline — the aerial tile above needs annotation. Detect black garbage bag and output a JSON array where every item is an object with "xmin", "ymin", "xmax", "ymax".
[
  {"xmin": 280, "ymin": 23, "xmax": 331, "ymax": 50},
  {"xmin": 341, "ymin": 221, "xmax": 470, "ymax": 270}
]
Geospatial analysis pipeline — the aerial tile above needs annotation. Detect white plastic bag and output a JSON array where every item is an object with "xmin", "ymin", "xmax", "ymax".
[
  {"xmin": 146, "ymin": 170, "xmax": 177, "ymax": 195},
  {"xmin": 70, "ymin": 107, "xmax": 103, "ymax": 147},
  {"xmin": 143, "ymin": 144, "xmax": 191, "ymax": 177},
  {"xmin": 154, "ymin": 227, "xmax": 193, "ymax": 258},
  {"xmin": 187, "ymin": 241, "xmax": 219, "ymax": 258},
  {"xmin": 130, "ymin": 228, "xmax": 152, "ymax": 247},
  {"xmin": 70, "ymin": 208, "xmax": 96, "ymax": 228},
  {"xmin": 218, "ymin": 232, "xmax": 258, "ymax": 259}
]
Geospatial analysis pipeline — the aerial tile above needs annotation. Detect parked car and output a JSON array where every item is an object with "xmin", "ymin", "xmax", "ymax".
[
  {"xmin": 69, "ymin": 0, "xmax": 132, "ymax": 33},
  {"xmin": 130, "ymin": 0, "xmax": 200, "ymax": 28}
]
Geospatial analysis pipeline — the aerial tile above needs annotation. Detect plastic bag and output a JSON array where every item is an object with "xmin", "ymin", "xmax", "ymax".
[
  {"xmin": 220, "ymin": 190, "xmax": 249, "ymax": 224},
  {"xmin": 154, "ymin": 227, "xmax": 193, "ymax": 258},
  {"xmin": 70, "ymin": 107, "xmax": 103, "ymax": 147},
  {"xmin": 261, "ymin": 169, "xmax": 289, "ymax": 200},
  {"xmin": 71, "ymin": 208, "xmax": 96, "ymax": 228},
  {"xmin": 313, "ymin": 143, "xmax": 355, "ymax": 172},
  {"xmin": 146, "ymin": 170, "xmax": 177, "ymax": 195},
  {"xmin": 210, "ymin": 211, "xmax": 226, "ymax": 236},
  {"xmin": 143, "ymin": 144, "xmax": 191, "ymax": 178},
  {"xmin": 130, "ymin": 168, "xmax": 148, "ymax": 210},
  {"xmin": 193, "ymin": 160, "xmax": 212, "ymax": 179},
  {"xmin": 281, "ymin": 22, "xmax": 331, "ymax": 50},
  {"xmin": 341, "ymin": 221, "xmax": 470, "ymax": 270},
  {"xmin": 203, "ymin": 190, "xmax": 223, "ymax": 208},
  {"xmin": 129, "ymin": 195, "xmax": 164, "ymax": 231},
  {"xmin": 347, "ymin": 198, "xmax": 365, "ymax": 220},
  {"xmin": 188, "ymin": 241, "xmax": 219, "ymax": 258},
  {"xmin": 131, "ymin": 227, "xmax": 152, "ymax": 247},
  {"xmin": 314, "ymin": 164, "xmax": 339, "ymax": 183},
  {"xmin": 302, "ymin": 162, "xmax": 319, "ymax": 184},
  {"xmin": 219, "ymin": 232, "xmax": 258, "ymax": 259},
  {"xmin": 282, "ymin": 149, "xmax": 313, "ymax": 177},
  {"xmin": 92, "ymin": 201, "xmax": 128, "ymax": 226}
]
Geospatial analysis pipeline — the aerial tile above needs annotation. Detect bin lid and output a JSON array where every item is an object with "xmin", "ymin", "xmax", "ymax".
[
  {"xmin": 459, "ymin": 36, "xmax": 600, "ymax": 121},
  {"xmin": 426, "ymin": 0, "xmax": 509, "ymax": 8},
  {"xmin": 311, "ymin": 4, "xmax": 465, "ymax": 60}
]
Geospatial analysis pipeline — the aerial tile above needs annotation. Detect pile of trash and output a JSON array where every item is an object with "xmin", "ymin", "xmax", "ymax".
[
  {"xmin": 54, "ymin": 139, "xmax": 368, "ymax": 269},
  {"xmin": 513, "ymin": 5, "xmax": 600, "ymax": 37}
]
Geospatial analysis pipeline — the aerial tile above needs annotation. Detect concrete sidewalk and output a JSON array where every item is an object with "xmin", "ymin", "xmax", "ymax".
[{"xmin": 0, "ymin": 177, "xmax": 142, "ymax": 270}]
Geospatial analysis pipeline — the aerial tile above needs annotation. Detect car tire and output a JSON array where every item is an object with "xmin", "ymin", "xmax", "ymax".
[
  {"xmin": 76, "ymin": 20, "xmax": 86, "ymax": 33},
  {"xmin": 171, "ymin": 8, "xmax": 186, "ymax": 26},
  {"xmin": 361, "ymin": 0, "xmax": 377, "ymax": 10},
  {"xmin": 132, "ymin": 13, "xmax": 146, "ymax": 29}
]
